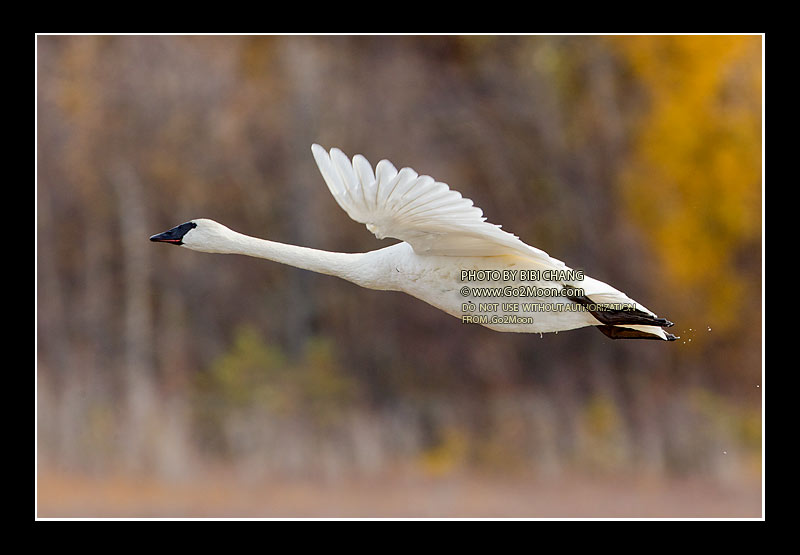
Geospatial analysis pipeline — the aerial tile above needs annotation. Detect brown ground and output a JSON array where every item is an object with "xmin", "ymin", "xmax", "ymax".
[{"xmin": 37, "ymin": 470, "xmax": 762, "ymax": 519}]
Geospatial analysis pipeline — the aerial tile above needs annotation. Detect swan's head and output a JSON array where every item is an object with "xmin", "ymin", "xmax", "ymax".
[{"xmin": 150, "ymin": 218, "xmax": 235, "ymax": 253}]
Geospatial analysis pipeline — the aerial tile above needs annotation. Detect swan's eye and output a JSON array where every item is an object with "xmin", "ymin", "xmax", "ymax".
[{"xmin": 150, "ymin": 221, "xmax": 197, "ymax": 245}]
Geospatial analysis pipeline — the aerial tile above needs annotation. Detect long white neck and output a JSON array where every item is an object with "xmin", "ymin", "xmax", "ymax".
[
  {"xmin": 232, "ymin": 233, "xmax": 364, "ymax": 278},
  {"xmin": 188, "ymin": 224, "xmax": 375, "ymax": 286}
]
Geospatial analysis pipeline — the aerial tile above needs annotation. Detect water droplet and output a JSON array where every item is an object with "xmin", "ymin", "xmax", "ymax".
[
  {"xmin": 539, "ymin": 332, "xmax": 543, "ymax": 338},
  {"xmin": 707, "ymin": 326, "xmax": 712, "ymax": 332},
  {"xmin": 688, "ymin": 338, "xmax": 692, "ymax": 342},
  {"xmin": 723, "ymin": 451, "xmax": 728, "ymax": 455}
]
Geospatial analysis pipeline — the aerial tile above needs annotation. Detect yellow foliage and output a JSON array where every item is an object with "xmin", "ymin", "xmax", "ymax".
[
  {"xmin": 583, "ymin": 395, "xmax": 622, "ymax": 438},
  {"xmin": 579, "ymin": 395, "xmax": 627, "ymax": 472},
  {"xmin": 420, "ymin": 427, "xmax": 469, "ymax": 477},
  {"xmin": 198, "ymin": 325, "xmax": 358, "ymax": 422},
  {"xmin": 611, "ymin": 36, "xmax": 762, "ymax": 331},
  {"xmin": 689, "ymin": 387, "xmax": 762, "ymax": 451}
]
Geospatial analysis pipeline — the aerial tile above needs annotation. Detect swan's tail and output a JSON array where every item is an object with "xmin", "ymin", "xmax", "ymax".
[{"xmin": 564, "ymin": 288, "xmax": 678, "ymax": 341}]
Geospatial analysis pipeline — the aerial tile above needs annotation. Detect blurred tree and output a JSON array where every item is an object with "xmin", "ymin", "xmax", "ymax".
[{"xmin": 611, "ymin": 36, "xmax": 761, "ymax": 332}]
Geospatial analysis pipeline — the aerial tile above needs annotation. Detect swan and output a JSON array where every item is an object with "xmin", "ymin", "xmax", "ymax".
[{"xmin": 151, "ymin": 144, "xmax": 677, "ymax": 341}]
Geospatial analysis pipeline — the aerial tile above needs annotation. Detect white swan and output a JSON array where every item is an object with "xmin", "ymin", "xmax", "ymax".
[{"xmin": 151, "ymin": 144, "xmax": 676, "ymax": 341}]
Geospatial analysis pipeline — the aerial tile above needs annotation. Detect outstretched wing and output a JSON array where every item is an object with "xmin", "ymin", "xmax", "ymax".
[{"xmin": 311, "ymin": 144, "xmax": 566, "ymax": 266}]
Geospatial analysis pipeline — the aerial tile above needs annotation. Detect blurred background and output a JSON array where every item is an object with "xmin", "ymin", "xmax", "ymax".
[{"xmin": 36, "ymin": 35, "xmax": 763, "ymax": 518}]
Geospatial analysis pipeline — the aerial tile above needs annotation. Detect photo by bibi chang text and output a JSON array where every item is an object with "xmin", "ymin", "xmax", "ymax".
[{"xmin": 460, "ymin": 269, "xmax": 585, "ymax": 282}]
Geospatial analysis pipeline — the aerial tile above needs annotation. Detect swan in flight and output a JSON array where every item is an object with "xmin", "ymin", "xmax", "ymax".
[{"xmin": 151, "ymin": 145, "xmax": 677, "ymax": 341}]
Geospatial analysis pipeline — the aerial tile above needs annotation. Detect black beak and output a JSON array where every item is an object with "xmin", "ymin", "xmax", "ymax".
[{"xmin": 150, "ymin": 222, "xmax": 196, "ymax": 245}]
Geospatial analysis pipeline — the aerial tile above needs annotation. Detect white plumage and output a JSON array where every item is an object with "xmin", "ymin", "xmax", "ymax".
[
  {"xmin": 151, "ymin": 145, "xmax": 676, "ymax": 341},
  {"xmin": 311, "ymin": 144, "xmax": 561, "ymax": 262}
]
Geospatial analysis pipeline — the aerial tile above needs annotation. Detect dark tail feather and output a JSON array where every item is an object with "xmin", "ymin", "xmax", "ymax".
[
  {"xmin": 564, "ymin": 291, "xmax": 674, "ymax": 328},
  {"xmin": 596, "ymin": 325, "xmax": 679, "ymax": 341}
]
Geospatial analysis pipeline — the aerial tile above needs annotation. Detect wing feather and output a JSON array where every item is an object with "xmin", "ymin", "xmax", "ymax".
[{"xmin": 311, "ymin": 144, "xmax": 566, "ymax": 267}]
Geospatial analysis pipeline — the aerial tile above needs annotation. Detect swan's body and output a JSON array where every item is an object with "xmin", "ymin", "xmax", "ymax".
[{"xmin": 151, "ymin": 145, "xmax": 676, "ymax": 341}]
